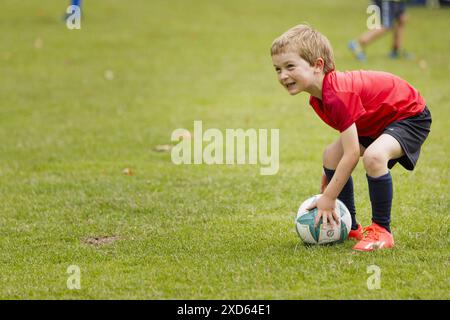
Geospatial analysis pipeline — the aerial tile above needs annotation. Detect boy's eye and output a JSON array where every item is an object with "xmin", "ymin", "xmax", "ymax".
[
  {"xmin": 287, "ymin": 64, "xmax": 295, "ymax": 69},
  {"xmin": 275, "ymin": 68, "xmax": 281, "ymax": 73}
]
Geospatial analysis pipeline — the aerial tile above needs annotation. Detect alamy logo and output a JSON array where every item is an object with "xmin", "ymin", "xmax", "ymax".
[
  {"xmin": 171, "ymin": 121, "xmax": 279, "ymax": 175},
  {"xmin": 366, "ymin": 5, "xmax": 381, "ymax": 30},
  {"xmin": 367, "ymin": 265, "xmax": 381, "ymax": 290},
  {"xmin": 66, "ymin": 5, "xmax": 81, "ymax": 30},
  {"xmin": 66, "ymin": 265, "xmax": 81, "ymax": 290}
]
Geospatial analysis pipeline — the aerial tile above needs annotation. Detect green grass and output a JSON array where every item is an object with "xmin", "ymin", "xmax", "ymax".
[{"xmin": 0, "ymin": 0, "xmax": 449, "ymax": 299}]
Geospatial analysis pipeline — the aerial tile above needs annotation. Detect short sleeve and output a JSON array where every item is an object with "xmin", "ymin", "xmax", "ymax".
[{"xmin": 327, "ymin": 92, "xmax": 366, "ymax": 132}]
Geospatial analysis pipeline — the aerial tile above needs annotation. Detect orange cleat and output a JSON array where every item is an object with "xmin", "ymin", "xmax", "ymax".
[
  {"xmin": 348, "ymin": 224, "xmax": 363, "ymax": 240},
  {"xmin": 352, "ymin": 223, "xmax": 394, "ymax": 252}
]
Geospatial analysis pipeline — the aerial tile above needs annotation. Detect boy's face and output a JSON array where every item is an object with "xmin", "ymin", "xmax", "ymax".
[{"xmin": 272, "ymin": 52, "xmax": 316, "ymax": 96}]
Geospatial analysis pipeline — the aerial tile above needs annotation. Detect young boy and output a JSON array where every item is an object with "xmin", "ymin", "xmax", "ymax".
[{"xmin": 271, "ymin": 24, "xmax": 431, "ymax": 251}]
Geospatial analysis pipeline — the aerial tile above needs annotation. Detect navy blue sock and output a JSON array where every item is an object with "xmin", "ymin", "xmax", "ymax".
[
  {"xmin": 367, "ymin": 172, "xmax": 393, "ymax": 233},
  {"xmin": 323, "ymin": 167, "xmax": 358, "ymax": 230}
]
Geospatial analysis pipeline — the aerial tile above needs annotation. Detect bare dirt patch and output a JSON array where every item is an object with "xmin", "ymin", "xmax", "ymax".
[{"xmin": 82, "ymin": 235, "xmax": 121, "ymax": 246}]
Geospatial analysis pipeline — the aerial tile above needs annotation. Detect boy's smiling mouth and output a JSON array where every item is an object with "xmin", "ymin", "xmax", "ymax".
[{"xmin": 285, "ymin": 81, "xmax": 296, "ymax": 89}]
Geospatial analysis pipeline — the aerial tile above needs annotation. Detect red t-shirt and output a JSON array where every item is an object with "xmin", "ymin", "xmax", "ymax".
[{"xmin": 309, "ymin": 70, "xmax": 426, "ymax": 138}]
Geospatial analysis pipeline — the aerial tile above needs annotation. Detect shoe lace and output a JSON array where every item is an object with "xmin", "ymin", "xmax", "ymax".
[{"xmin": 362, "ymin": 225, "xmax": 380, "ymax": 241}]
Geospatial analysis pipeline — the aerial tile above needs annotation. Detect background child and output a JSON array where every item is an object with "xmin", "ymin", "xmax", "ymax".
[
  {"xmin": 349, "ymin": 0, "xmax": 411, "ymax": 61},
  {"xmin": 271, "ymin": 24, "xmax": 431, "ymax": 251}
]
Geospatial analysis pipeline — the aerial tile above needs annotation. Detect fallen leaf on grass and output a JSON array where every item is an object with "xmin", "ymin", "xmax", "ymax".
[
  {"xmin": 122, "ymin": 168, "xmax": 133, "ymax": 175},
  {"xmin": 153, "ymin": 144, "xmax": 172, "ymax": 152}
]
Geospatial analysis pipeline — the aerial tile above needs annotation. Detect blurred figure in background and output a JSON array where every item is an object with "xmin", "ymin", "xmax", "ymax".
[{"xmin": 349, "ymin": 0, "xmax": 412, "ymax": 61}]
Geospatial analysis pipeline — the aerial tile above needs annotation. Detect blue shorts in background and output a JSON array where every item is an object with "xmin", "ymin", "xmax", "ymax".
[{"xmin": 374, "ymin": 0, "xmax": 406, "ymax": 28}]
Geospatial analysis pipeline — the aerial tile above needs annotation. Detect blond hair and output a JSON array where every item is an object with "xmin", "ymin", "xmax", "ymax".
[{"xmin": 271, "ymin": 24, "xmax": 335, "ymax": 74}]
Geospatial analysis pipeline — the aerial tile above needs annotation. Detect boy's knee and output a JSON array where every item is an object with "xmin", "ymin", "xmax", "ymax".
[
  {"xmin": 397, "ymin": 13, "xmax": 407, "ymax": 26},
  {"xmin": 322, "ymin": 144, "xmax": 332, "ymax": 160},
  {"xmin": 363, "ymin": 151, "xmax": 387, "ymax": 174},
  {"xmin": 323, "ymin": 142, "xmax": 343, "ymax": 169}
]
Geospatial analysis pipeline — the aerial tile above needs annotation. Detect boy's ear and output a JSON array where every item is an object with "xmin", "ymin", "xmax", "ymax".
[{"xmin": 314, "ymin": 58, "xmax": 325, "ymax": 73}]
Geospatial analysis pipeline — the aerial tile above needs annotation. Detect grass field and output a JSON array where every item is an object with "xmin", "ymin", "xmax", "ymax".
[{"xmin": 0, "ymin": 0, "xmax": 449, "ymax": 299}]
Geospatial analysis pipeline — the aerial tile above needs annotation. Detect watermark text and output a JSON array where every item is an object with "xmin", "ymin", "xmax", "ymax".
[{"xmin": 171, "ymin": 121, "xmax": 279, "ymax": 175}]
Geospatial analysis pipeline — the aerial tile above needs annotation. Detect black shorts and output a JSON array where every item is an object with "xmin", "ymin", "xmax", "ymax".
[
  {"xmin": 374, "ymin": 0, "xmax": 406, "ymax": 29},
  {"xmin": 359, "ymin": 106, "xmax": 432, "ymax": 171}
]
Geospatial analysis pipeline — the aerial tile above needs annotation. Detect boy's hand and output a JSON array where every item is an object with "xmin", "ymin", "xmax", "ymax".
[{"xmin": 306, "ymin": 194, "xmax": 340, "ymax": 228}]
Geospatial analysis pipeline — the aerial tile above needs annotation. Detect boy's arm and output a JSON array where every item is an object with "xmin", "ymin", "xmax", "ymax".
[
  {"xmin": 308, "ymin": 124, "xmax": 360, "ymax": 227},
  {"xmin": 323, "ymin": 123, "xmax": 360, "ymax": 200}
]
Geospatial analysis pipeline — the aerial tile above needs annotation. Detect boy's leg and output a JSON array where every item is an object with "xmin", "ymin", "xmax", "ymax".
[
  {"xmin": 352, "ymin": 134, "xmax": 402, "ymax": 251},
  {"xmin": 358, "ymin": 27, "xmax": 389, "ymax": 49},
  {"xmin": 392, "ymin": 13, "xmax": 406, "ymax": 55},
  {"xmin": 349, "ymin": 25, "xmax": 389, "ymax": 62},
  {"xmin": 323, "ymin": 138, "xmax": 366, "ymax": 169},
  {"xmin": 355, "ymin": 109, "xmax": 431, "ymax": 251},
  {"xmin": 322, "ymin": 139, "xmax": 365, "ymax": 230},
  {"xmin": 391, "ymin": 13, "xmax": 412, "ymax": 59},
  {"xmin": 362, "ymin": 134, "xmax": 404, "ymax": 232}
]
